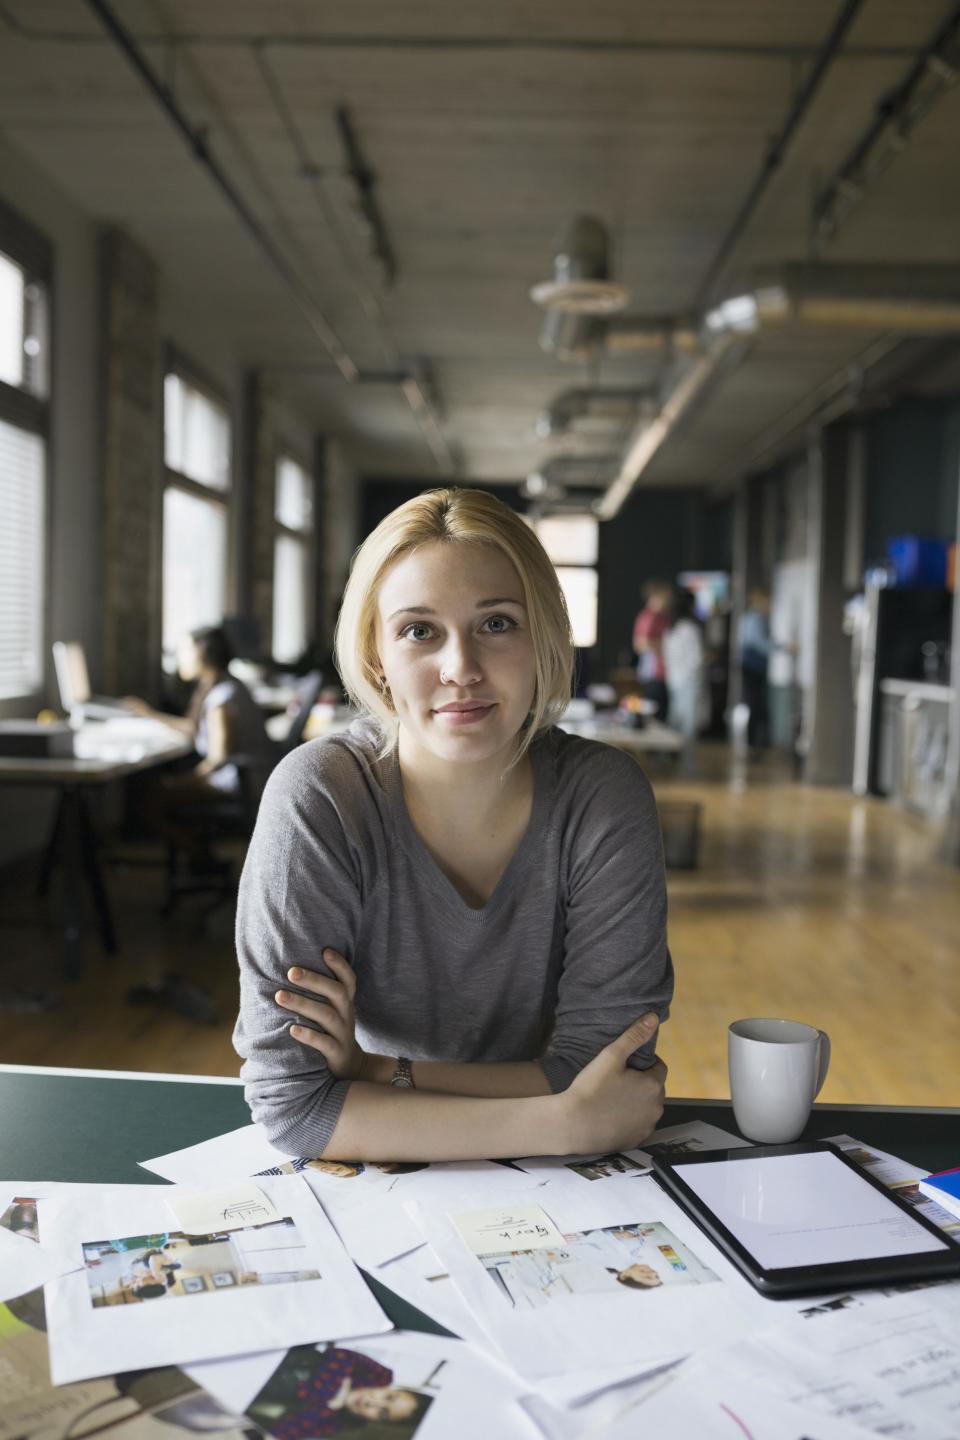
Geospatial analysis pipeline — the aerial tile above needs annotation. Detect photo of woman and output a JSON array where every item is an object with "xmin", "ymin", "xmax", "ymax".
[{"xmin": 248, "ymin": 1344, "xmax": 434, "ymax": 1439}]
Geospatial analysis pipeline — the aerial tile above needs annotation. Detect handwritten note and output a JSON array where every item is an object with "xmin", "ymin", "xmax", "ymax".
[
  {"xmin": 167, "ymin": 1183, "xmax": 280, "ymax": 1235},
  {"xmin": 451, "ymin": 1203, "xmax": 564, "ymax": 1256}
]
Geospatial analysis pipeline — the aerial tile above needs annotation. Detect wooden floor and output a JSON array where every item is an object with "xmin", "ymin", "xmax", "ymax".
[{"xmin": 1, "ymin": 743, "xmax": 957, "ymax": 1107}]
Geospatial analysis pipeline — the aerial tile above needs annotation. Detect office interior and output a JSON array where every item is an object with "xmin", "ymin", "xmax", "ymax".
[{"xmin": 0, "ymin": 3, "xmax": 957, "ymax": 1110}]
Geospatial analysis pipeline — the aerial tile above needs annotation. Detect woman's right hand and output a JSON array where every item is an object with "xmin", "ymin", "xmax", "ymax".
[{"xmin": 560, "ymin": 1016, "xmax": 666, "ymax": 1154}]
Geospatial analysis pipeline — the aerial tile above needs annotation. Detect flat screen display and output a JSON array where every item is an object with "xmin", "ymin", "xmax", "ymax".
[{"xmin": 673, "ymin": 1151, "xmax": 948, "ymax": 1271}]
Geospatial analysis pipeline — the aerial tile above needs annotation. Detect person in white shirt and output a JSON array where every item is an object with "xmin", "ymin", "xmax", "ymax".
[{"xmin": 663, "ymin": 590, "xmax": 703, "ymax": 746}]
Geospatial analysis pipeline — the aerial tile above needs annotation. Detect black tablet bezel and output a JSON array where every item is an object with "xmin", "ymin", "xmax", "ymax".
[{"xmin": 651, "ymin": 1140, "xmax": 960, "ymax": 1297}]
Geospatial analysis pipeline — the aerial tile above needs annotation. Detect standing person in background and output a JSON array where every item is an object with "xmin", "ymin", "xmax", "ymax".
[
  {"xmin": 663, "ymin": 589, "xmax": 703, "ymax": 754},
  {"xmin": 737, "ymin": 589, "xmax": 773, "ymax": 754},
  {"xmin": 632, "ymin": 581, "xmax": 672, "ymax": 721}
]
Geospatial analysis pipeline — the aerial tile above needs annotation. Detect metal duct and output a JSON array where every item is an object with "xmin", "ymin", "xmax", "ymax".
[
  {"xmin": 706, "ymin": 264, "xmax": 960, "ymax": 335},
  {"xmin": 536, "ymin": 387, "xmax": 654, "ymax": 439},
  {"xmin": 596, "ymin": 262, "xmax": 960, "ymax": 520},
  {"xmin": 524, "ymin": 453, "xmax": 619, "ymax": 500},
  {"xmin": 532, "ymin": 215, "xmax": 631, "ymax": 359}
]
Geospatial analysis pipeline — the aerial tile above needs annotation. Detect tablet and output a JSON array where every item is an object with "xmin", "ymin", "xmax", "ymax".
[{"xmin": 651, "ymin": 1141, "xmax": 960, "ymax": 1297}]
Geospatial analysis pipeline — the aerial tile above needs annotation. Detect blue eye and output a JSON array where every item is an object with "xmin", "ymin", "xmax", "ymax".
[
  {"xmin": 483, "ymin": 615, "xmax": 517, "ymax": 633},
  {"xmin": 399, "ymin": 623, "xmax": 434, "ymax": 641}
]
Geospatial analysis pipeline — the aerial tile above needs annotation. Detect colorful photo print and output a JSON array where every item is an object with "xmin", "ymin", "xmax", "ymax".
[
  {"xmin": 255, "ymin": 1160, "xmax": 429, "ymax": 1181},
  {"xmin": 642, "ymin": 1136, "xmax": 716, "ymax": 1161},
  {"xmin": 0, "ymin": 1197, "xmax": 39, "ymax": 1243},
  {"xmin": 480, "ymin": 1221, "xmax": 718, "ymax": 1309},
  {"xmin": 565, "ymin": 1153, "xmax": 647, "ymax": 1181},
  {"xmin": 0, "ymin": 1298, "xmax": 259, "ymax": 1440},
  {"xmin": 81, "ymin": 1217, "xmax": 320, "ymax": 1308},
  {"xmin": 247, "ymin": 1341, "xmax": 443, "ymax": 1439}
]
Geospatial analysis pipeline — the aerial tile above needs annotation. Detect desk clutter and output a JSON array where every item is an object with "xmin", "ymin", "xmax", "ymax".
[{"xmin": 2, "ymin": 1121, "xmax": 959, "ymax": 1439}]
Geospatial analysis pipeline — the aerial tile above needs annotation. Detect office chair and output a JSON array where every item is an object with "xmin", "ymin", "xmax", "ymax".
[{"xmin": 279, "ymin": 671, "xmax": 323, "ymax": 755}]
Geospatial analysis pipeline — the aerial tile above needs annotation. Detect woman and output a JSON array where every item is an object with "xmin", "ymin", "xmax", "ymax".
[
  {"xmin": 663, "ymin": 588, "xmax": 703, "ymax": 747},
  {"xmin": 131, "ymin": 626, "xmax": 272, "ymax": 849},
  {"xmin": 234, "ymin": 488, "xmax": 672, "ymax": 1162},
  {"xmin": 254, "ymin": 1345, "xmax": 431, "ymax": 1437}
]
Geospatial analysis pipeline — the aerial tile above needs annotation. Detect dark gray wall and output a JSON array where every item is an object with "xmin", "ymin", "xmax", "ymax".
[{"xmin": 863, "ymin": 397, "xmax": 960, "ymax": 566}]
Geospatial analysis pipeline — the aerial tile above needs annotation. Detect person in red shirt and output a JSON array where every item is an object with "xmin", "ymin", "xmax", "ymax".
[
  {"xmin": 632, "ymin": 581, "xmax": 673, "ymax": 720},
  {"xmin": 257, "ymin": 1345, "xmax": 432, "ymax": 1437}
]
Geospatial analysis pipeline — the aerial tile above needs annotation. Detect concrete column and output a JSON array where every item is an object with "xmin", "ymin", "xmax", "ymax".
[
  {"xmin": 941, "ymin": 443, "xmax": 960, "ymax": 865},
  {"xmin": 247, "ymin": 372, "xmax": 278, "ymax": 653},
  {"xmin": 804, "ymin": 422, "xmax": 856, "ymax": 785},
  {"xmin": 728, "ymin": 475, "xmax": 765, "ymax": 709}
]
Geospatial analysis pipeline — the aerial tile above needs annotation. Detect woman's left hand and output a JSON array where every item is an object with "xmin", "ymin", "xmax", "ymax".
[{"xmin": 275, "ymin": 949, "xmax": 367, "ymax": 1080}]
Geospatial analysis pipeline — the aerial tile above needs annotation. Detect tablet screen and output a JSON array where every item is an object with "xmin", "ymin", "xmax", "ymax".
[{"xmin": 673, "ymin": 1151, "xmax": 948, "ymax": 1270}]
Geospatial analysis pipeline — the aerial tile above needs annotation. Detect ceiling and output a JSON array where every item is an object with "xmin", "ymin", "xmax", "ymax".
[{"xmin": 1, "ymin": 1, "xmax": 959, "ymax": 489}]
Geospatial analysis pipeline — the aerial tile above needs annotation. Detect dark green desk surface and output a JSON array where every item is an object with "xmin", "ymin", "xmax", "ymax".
[
  {"xmin": 2, "ymin": 1067, "xmax": 958, "ymax": 1333},
  {"xmin": 1, "ymin": 1069, "xmax": 958, "ymax": 1184}
]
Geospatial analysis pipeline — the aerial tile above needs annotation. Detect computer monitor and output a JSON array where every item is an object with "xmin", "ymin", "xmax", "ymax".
[{"xmin": 52, "ymin": 641, "xmax": 92, "ymax": 710}]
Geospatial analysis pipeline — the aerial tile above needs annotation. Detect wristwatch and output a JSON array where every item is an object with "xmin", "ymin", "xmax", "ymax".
[{"xmin": 390, "ymin": 1056, "xmax": 415, "ymax": 1089}]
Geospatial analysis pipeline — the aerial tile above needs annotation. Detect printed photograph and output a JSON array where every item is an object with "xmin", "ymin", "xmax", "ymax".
[
  {"xmin": 565, "ymin": 1152, "xmax": 647, "ymax": 1181},
  {"xmin": 255, "ymin": 1160, "xmax": 429, "ymax": 1181},
  {"xmin": 642, "ymin": 1136, "xmax": 714, "ymax": 1161},
  {"xmin": 81, "ymin": 1217, "xmax": 320, "ymax": 1308},
  {"xmin": 0, "ymin": 1297, "xmax": 261, "ymax": 1440},
  {"xmin": 480, "ymin": 1221, "xmax": 718, "ymax": 1309},
  {"xmin": 0, "ymin": 1196, "xmax": 39, "ymax": 1243},
  {"xmin": 247, "ymin": 1341, "xmax": 444, "ymax": 1439}
]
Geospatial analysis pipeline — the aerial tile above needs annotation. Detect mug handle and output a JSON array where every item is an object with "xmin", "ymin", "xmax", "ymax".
[{"xmin": 814, "ymin": 1029, "xmax": 831, "ymax": 1098}]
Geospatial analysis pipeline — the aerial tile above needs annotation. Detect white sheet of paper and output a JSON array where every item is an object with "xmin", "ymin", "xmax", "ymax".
[
  {"xmin": 376, "ymin": 1242, "xmax": 493, "ymax": 1347},
  {"xmin": 452, "ymin": 1205, "xmax": 566, "ymax": 1256},
  {"xmin": 736, "ymin": 1293, "xmax": 960, "ymax": 1436},
  {"xmin": 597, "ymin": 1350, "xmax": 873, "ymax": 1440},
  {"xmin": 513, "ymin": 1120, "xmax": 750, "ymax": 1187},
  {"xmin": 189, "ymin": 1330, "xmax": 542, "ymax": 1440},
  {"xmin": 41, "ymin": 1176, "xmax": 390, "ymax": 1384},
  {"xmin": 411, "ymin": 1180, "xmax": 768, "ymax": 1382},
  {"xmin": 167, "ymin": 1182, "xmax": 280, "ymax": 1235},
  {"xmin": 0, "ymin": 1221, "xmax": 80, "ymax": 1302}
]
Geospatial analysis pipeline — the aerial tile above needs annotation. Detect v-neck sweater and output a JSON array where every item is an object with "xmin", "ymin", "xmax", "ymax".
[{"xmin": 233, "ymin": 715, "xmax": 673, "ymax": 1156}]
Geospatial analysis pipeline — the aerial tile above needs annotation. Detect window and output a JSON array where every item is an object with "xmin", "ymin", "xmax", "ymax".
[
  {"xmin": 272, "ymin": 454, "xmax": 314, "ymax": 664},
  {"xmin": 0, "ymin": 209, "xmax": 51, "ymax": 702},
  {"xmin": 162, "ymin": 368, "xmax": 231, "ymax": 667},
  {"xmin": 529, "ymin": 514, "xmax": 599, "ymax": 649}
]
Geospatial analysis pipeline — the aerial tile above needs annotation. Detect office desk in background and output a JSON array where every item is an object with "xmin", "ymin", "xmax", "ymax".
[
  {"xmin": 0, "ymin": 719, "xmax": 192, "ymax": 977},
  {"xmin": 1, "ymin": 1062, "xmax": 957, "ymax": 1339}
]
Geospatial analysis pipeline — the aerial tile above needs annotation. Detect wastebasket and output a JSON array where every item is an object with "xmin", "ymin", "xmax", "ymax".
[{"xmin": 658, "ymin": 801, "xmax": 702, "ymax": 871}]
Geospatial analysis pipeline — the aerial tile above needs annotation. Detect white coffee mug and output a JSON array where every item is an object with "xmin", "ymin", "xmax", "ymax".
[{"xmin": 728, "ymin": 1018, "xmax": 831, "ymax": 1144}]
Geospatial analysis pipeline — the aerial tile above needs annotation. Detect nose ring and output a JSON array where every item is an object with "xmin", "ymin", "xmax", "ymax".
[{"xmin": 440, "ymin": 670, "xmax": 449, "ymax": 684}]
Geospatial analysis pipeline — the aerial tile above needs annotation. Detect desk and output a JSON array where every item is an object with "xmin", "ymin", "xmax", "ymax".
[
  {"xmin": 0, "ymin": 721, "xmax": 192, "ymax": 977},
  {"xmin": 559, "ymin": 716, "xmax": 684, "ymax": 764},
  {"xmin": 1, "ymin": 1063, "xmax": 957, "ymax": 1336}
]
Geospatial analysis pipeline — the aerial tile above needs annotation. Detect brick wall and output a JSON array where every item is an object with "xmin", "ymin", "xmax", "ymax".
[{"xmin": 99, "ymin": 227, "xmax": 161, "ymax": 695}]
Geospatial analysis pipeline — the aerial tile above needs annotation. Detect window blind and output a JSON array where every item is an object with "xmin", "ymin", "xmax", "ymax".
[{"xmin": 0, "ymin": 417, "xmax": 45, "ymax": 699}]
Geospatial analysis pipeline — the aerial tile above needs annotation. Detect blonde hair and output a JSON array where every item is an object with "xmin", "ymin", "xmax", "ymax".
[{"xmin": 334, "ymin": 488, "xmax": 575, "ymax": 768}]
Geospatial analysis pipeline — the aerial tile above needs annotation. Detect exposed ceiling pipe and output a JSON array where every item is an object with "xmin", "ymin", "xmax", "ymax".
[
  {"xmin": 536, "ymin": 387, "xmax": 654, "ymax": 439},
  {"xmin": 691, "ymin": 0, "xmax": 866, "ymax": 313},
  {"xmin": 83, "ymin": 0, "xmax": 360, "ymax": 384},
  {"xmin": 704, "ymin": 264, "xmax": 960, "ymax": 335},
  {"xmin": 595, "ymin": 333, "xmax": 751, "ymax": 519},
  {"xmin": 86, "ymin": 0, "xmax": 458, "ymax": 474},
  {"xmin": 813, "ymin": 2, "xmax": 960, "ymax": 249}
]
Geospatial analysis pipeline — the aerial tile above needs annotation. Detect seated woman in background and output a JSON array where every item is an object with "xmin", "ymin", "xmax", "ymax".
[
  {"xmin": 130, "ymin": 625, "xmax": 272, "ymax": 850},
  {"xmin": 234, "ymin": 488, "xmax": 672, "ymax": 1163}
]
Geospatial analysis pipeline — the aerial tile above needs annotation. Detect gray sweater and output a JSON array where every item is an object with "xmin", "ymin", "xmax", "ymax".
[{"xmin": 233, "ymin": 717, "xmax": 674, "ymax": 1156}]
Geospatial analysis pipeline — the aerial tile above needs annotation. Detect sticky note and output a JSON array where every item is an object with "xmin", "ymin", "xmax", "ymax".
[
  {"xmin": 167, "ymin": 1183, "xmax": 281, "ymax": 1235},
  {"xmin": 451, "ymin": 1204, "xmax": 565, "ymax": 1256}
]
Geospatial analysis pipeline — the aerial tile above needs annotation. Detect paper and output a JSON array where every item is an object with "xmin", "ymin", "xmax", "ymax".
[
  {"xmin": 452, "ymin": 1205, "xmax": 566, "ymax": 1256},
  {"xmin": 0, "ymin": 1291, "xmax": 255, "ymax": 1440},
  {"xmin": 167, "ymin": 1181, "xmax": 280, "ymax": 1234},
  {"xmin": 412, "ymin": 1180, "xmax": 767, "ymax": 1382},
  {"xmin": 595, "ymin": 1350, "xmax": 873, "ymax": 1440},
  {"xmin": 513, "ymin": 1120, "xmax": 749, "ymax": 1187},
  {"xmin": 190, "ymin": 1331, "xmax": 541, "ymax": 1440},
  {"xmin": 718, "ymin": 1292, "xmax": 960, "ymax": 1439},
  {"xmin": 376, "ymin": 1242, "xmax": 493, "ymax": 1347},
  {"xmin": 0, "ymin": 1191, "xmax": 82, "ymax": 1301},
  {"xmin": 41, "ymin": 1176, "xmax": 390, "ymax": 1384},
  {"xmin": 826, "ymin": 1132, "xmax": 960, "ymax": 1238}
]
